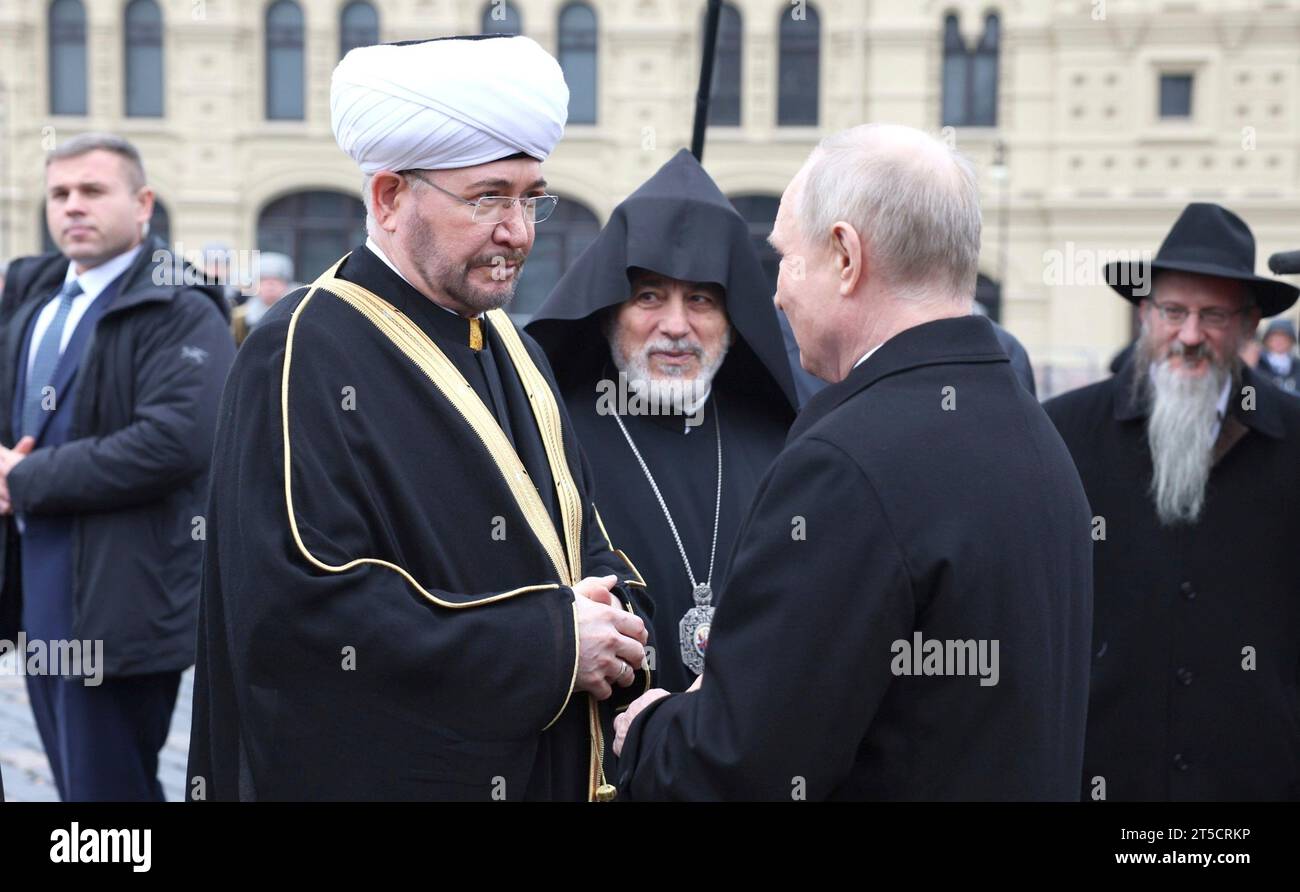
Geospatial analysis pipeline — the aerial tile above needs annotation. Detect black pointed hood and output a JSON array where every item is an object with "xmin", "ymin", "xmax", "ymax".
[{"xmin": 526, "ymin": 149, "xmax": 797, "ymax": 420}]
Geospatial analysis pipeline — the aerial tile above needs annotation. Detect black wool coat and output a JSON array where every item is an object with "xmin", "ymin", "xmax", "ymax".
[
  {"xmin": 618, "ymin": 315, "xmax": 1095, "ymax": 800},
  {"xmin": 1045, "ymin": 360, "xmax": 1300, "ymax": 801},
  {"xmin": 0, "ymin": 239, "xmax": 234, "ymax": 676}
]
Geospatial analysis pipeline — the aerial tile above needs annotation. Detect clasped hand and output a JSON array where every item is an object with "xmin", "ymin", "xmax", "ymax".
[
  {"xmin": 0, "ymin": 436, "xmax": 35, "ymax": 515},
  {"xmin": 572, "ymin": 574, "xmax": 648, "ymax": 701}
]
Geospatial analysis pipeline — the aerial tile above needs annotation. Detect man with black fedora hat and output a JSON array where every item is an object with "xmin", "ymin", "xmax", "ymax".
[{"xmin": 1045, "ymin": 202, "xmax": 1300, "ymax": 801}]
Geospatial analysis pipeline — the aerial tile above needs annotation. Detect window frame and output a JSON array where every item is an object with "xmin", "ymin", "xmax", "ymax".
[
  {"xmin": 124, "ymin": 0, "xmax": 165, "ymax": 118},
  {"xmin": 48, "ymin": 0, "xmax": 89, "ymax": 117},
  {"xmin": 557, "ymin": 2, "xmax": 599, "ymax": 126},
  {"xmin": 776, "ymin": 2, "xmax": 821, "ymax": 128},
  {"xmin": 265, "ymin": 0, "xmax": 307, "ymax": 122}
]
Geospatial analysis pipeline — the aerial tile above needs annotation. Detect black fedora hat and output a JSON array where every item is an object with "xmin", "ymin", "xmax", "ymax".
[{"xmin": 1103, "ymin": 202, "xmax": 1299, "ymax": 317}]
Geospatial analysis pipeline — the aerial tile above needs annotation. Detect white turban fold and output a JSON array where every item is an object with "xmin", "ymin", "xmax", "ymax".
[{"xmin": 330, "ymin": 36, "xmax": 569, "ymax": 174}]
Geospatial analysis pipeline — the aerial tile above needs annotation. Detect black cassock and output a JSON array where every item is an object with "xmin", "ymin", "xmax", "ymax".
[
  {"xmin": 560, "ymin": 381, "xmax": 788, "ymax": 695},
  {"xmin": 527, "ymin": 149, "xmax": 796, "ymax": 695},
  {"xmin": 187, "ymin": 245, "xmax": 648, "ymax": 801}
]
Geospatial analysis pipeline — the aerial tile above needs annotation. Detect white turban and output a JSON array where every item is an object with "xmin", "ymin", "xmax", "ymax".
[{"xmin": 330, "ymin": 36, "xmax": 569, "ymax": 174}]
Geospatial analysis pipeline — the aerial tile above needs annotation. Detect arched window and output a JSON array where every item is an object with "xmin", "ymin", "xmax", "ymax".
[
  {"xmin": 339, "ymin": 1, "xmax": 378, "ymax": 58},
  {"xmin": 708, "ymin": 4, "xmax": 742, "ymax": 127},
  {"xmin": 266, "ymin": 0, "xmax": 305, "ymax": 120},
  {"xmin": 777, "ymin": 3, "xmax": 819, "ymax": 126},
  {"xmin": 41, "ymin": 198, "xmax": 171, "ymax": 253},
  {"xmin": 942, "ymin": 12, "xmax": 999, "ymax": 127},
  {"xmin": 558, "ymin": 3, "xmax": 597, "ymax": 125},
  {"xmin": 511, "ymin": 198, "xmax": 600, "ymax": 321},
  {"xmin": 480, "ymin": 0, "xmax": 522, "ymax": 35},
  {"xmin": 49, "ymin": 0, "xmax": 88, "ymax": 115},
  {"xmin": 256, "ymin": 191, "xmax": 366, "ymax": 281},
  {"xmin": 125, "ymin": 0, "xmax": 164, "ymax": 117},
  {"xmin": 971, "ymin": 14, "xmax": 1000, "ymax": 127},
  {"xmin": 941, "ymin": 14, "xmax": 968, "ymax": 127}
]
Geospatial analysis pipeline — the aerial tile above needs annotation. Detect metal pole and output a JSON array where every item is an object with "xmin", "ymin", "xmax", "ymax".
[
  {"xmin": 993, "ymin": 139, "xmax": 1010, "ymax": 320},
  {"xmin": 691, "ymin": 0, "xmax": 723, "ymax": 161}
]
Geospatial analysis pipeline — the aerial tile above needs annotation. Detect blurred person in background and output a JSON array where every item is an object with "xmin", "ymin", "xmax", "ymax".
[
  {"xmin": 231, "ymin": 251, "xmax": 294, "ymax": 347},
  {"xmin": 201, "ymin": 240, "xmax": 245, "ymax": 312},
  {"xmin": 1256, "ymin": 318, "xmax": 1297, "ymax": 394}
]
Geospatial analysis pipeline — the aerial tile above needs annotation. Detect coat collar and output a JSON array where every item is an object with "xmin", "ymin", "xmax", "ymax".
[
  {"xmin": 790, "ymin": 315, "xmax": 1009, "ymax": 441},
  {"xmin": 6, "ymin": 237, "xmax": 229, "ymax": 321},
  {"xmin": 338, "ymin": 245, "xmax": 484, "ymax": 351},
  {"xmin": 1111, "ymin": 354, "xmax": 1285, "ymax": 440}
]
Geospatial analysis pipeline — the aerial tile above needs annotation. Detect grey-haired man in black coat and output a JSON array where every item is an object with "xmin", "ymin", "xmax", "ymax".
[{"xmin": 613, "ymin": 124, "xmax": 1094, "ymax": 800}]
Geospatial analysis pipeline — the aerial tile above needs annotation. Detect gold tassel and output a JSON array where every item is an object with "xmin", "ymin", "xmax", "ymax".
[
  {"xmin": 469, "ymin": 317, "xmax": 483, "ymax": 351},
  {"xmin": 589, "ymin": 697, "xmax": 617, "ymax": 801}
]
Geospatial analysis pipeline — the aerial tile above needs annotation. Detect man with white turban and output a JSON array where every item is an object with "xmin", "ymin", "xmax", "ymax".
[{"xmin": 188, "ymin": 36, "xmax": 652, "ymax": 802}]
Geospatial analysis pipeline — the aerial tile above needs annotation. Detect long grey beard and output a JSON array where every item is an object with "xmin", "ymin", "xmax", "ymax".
[{"xmin": 1145, "ymin": 360, "xmax": 1229, "ymax": 526}]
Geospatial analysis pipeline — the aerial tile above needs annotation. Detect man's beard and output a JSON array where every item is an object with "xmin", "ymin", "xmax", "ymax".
[
  {"xmin": 400, "ymin": 216, "xmax": 526, "ymax": 314},
  {"xmin": 1134, "ymin": 335, "xmax": 1237, "ymax": 526},
  {"xmin": 609, "ymin": 328, "xmax": 732, "ymax": 415}
]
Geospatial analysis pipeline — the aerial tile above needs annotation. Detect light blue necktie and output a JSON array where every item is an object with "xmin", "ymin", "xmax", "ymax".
[{"xmin": 22, "ymin": 279, "xmax": 84, "ymax": 439}]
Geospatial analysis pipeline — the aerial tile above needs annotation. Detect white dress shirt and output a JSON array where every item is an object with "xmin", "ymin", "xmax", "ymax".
[
  {"xmin": 853, "ymin": 343, "xmax": 882, "ymax": 371},
  {"xmin": 26, "ymin": 245, "xmax": 143, "ymax": 378}
]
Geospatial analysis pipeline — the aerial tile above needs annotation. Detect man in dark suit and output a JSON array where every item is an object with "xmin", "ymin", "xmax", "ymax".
[
  {"xmin": 1044, "ymin": 203, "xmax": 1300, "ymax": 800},
  {"xmin": 0, "ymin": 133, "xmax": 233, "ymax": 801},
  {"xmin": 613, "ymin": 123, "xmax": 1094, "ymax": 800}
]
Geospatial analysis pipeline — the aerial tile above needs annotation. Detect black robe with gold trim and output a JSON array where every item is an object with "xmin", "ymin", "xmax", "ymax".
[{"xmin": 186, "ymin": 246, "xmax": 649, "ymax": 801}]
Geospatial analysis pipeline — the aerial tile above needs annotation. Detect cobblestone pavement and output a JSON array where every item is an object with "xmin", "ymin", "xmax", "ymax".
[{"xmin": 0, "ymin": 654, "xmax": 191, "ymax": 802}]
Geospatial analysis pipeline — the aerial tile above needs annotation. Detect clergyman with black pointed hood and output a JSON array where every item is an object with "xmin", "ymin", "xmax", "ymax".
[{"xmin": 528, "ymin": 148, "xmax": 797, "ymax": 697}]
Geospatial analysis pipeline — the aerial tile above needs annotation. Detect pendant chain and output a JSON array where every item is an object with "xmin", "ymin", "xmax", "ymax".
[{"xmin": 609, "ymin": 398, "xmax": 722, "ymax": 593}]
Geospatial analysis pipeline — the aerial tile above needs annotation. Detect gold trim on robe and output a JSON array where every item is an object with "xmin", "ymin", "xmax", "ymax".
[
  {"xmin": 279, "ymin": 257, "xmax": 619, "ymax": 800},
  {"xmin": 593, "ymin": 505, "xmax": 648, "ymax": 591}
]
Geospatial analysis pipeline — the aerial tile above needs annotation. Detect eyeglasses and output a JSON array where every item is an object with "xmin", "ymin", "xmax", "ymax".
[
  {"xmin": 403, "ymin": 170, "xmax": 559, "ymax": 225},
  {"xmin": 1150, "ymin": 301, "xmax": 1247, "ymax": 331}
]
